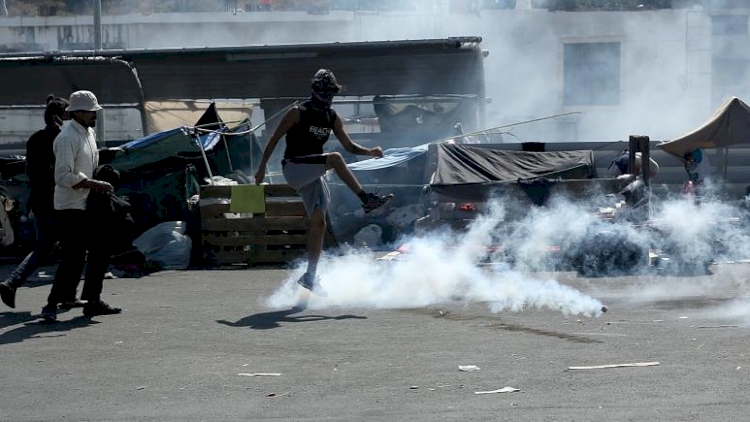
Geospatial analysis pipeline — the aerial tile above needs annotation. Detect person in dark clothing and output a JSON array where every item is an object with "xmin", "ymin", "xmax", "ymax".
[
  {"xmin": 254, "ymin": 69, "xmax": 393, "ymax": 296},
  {"xmin": 86, "ymin": 164, "xmax": 136, "ymax": 257},
  {"xmin": 608, "ymin": 149, "xmax": 659, "ymax": 180},
  {"xmin": 0, "ymin": 95, "xmax": 81, "ymax": 310}
]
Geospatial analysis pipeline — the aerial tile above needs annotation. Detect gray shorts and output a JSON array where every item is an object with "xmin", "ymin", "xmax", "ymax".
[{"xmin": 282, "ymin": 160, "xmax": 330, "ymax": 217}]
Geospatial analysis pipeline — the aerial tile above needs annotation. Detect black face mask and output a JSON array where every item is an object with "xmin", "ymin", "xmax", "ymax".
[{"xmin": 311, "ymin": 90, "xmax": 335, "ymax": 109}]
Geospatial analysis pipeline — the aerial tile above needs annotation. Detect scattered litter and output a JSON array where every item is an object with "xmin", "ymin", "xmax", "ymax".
[
  {"xmin": 265, "ymin": 392, "xmax": 289, "ymax": 399},
  {"xmin": 238, "ymin": 373, "xmax": 281, "ymax": 377},
  {"xmin": 115, "ymin": 341, "xmax": 123, "ymax": 344},
  {"xmin": 679, "ymin": 316, "xmax": 689, "ymax": 319},
  {"xmin": 568, "ymin": 362, "xmax": 660, "ymax": 370},
  {"xmin": 459, "ymin": 365, "xmax": 481, "ymax": 372},
  {"xmin": 737, "ymin": 367, "xmax": 742, "ymax": 370},
  {"xmin": 136, "ymin": 386, "xmax": 148, "ymax": 390},
  {"xmin": 376, "ymin": 251, "xmax": 402, "ymax": 261},
  {"xmin": 242, "ymin": 364, "xmax": 249, "ymax": 367},
  {"xmin": 409, "ymin": 386, "xmax": 419, "ymax": 390},
  {"xmin": 475, "ymin": 387, "xmax": 520, "ymax": 395}
]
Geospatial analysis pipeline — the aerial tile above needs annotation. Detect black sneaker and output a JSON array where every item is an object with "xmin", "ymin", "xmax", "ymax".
[
  {"xmin": 0, "ymin": 280, "xmax": 16, "ymax": 309},
  {"xmin": 362, "ymin": 193, "xmax": 394, "ymax": 214},
  {"xmin": 41, "ymin": 304, "xmax": 57, "ymax": 323},
  {"xmin": 296, "ymin": 273, "xmax": 328, "ymax": 297},
  {"xmin": 83, "ymin": 300, "xmax": 122, "ymax": 317},
  {"xmin": 59, "ymin": 299, "xmax": 88, "ymax": 310}
]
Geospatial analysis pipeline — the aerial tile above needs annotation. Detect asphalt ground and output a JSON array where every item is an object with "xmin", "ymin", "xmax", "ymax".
[{"xmin": 0, "ymin": 261, "xmax": 749, "ymax": 421}]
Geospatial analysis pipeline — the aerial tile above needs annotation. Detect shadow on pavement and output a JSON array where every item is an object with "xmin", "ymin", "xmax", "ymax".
[
  {"xmin": 0, "ymin": 315, "xmax": 100, "ymax": 346},
  {"xmin": 217, "ymin": 307, "xmax": 368, "ymax": 330},
  {"xmin": 0, "ymin": 311, "xmax": 38, "ymax": 330}
]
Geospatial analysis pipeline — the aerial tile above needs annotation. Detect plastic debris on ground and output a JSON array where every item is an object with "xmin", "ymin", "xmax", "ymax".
[
  {"xmin": 132, "ymin": 221, "xmax": 192, "ymax": 270},
  {"xmin": 237, "ymin": 373, "xmax": 282, "ymax": 377},
  {"xmin": 474, "ymin": 387, "xmax": 520, "ymax": 395},
  {"xmin": 567, "ymin": 362, "xmax": 660, "ymax": 370}
]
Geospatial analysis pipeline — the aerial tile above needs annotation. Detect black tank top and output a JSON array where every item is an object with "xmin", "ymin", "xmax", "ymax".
[{"xmin": 283, "ymin": 100, "xmax": 337, "ymax": 159}]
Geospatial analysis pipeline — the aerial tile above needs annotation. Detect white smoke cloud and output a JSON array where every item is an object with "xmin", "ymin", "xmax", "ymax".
[
  {"xmin": 101, "ymin": 7, "xmax": 726, "ymax": 143},
  {"xmin": 266, "ymin": 198, "xmax": 606, "ymax": 317},
  {"xmin": 266, "ymin": 188, "xmax": 750, "ymax": 324}
]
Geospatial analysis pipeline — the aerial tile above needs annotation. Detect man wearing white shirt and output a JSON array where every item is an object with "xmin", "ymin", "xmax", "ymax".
[{"xmin": 41, "ymin": 90, "xmax": 121, "ymax": 322}]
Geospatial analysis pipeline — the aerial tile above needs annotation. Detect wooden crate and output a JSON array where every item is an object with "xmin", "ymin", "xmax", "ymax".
[{"xmin": 200, "ymin": 184, "xmax": 309, "ymax": 266}]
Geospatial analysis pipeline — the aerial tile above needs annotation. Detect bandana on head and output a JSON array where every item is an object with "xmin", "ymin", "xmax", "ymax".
[{"xmin": 310, "ymin": 69, "xmax": 341, "ymax": 109}]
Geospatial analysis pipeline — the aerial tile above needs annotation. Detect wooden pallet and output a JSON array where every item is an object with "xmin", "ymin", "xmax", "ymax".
[{"xmin": 200, "ymin": 184, "xmax": 309, "ymax": 266}]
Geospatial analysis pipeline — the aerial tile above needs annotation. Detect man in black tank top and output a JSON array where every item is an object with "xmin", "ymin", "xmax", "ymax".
[{"xmin": 255, "ymin": 69, "xmax": 393, "ymax": 296}]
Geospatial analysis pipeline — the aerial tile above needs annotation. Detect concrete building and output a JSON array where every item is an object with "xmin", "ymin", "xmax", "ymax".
[{"xmin": 0, "ymin": 3, "xmax": 747, "ymax": 146}]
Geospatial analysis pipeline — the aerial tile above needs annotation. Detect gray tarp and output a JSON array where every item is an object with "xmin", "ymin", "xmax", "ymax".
[
  {"xmin": 658, "ymin": 96, "xmax": 750, "ymax": 159},
  {"xmin": 430, "ymin": 144, "xmax": 595, "ymax": 201}
]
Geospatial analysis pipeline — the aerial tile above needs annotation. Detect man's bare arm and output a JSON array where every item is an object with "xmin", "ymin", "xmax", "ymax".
[
  {"xmin": 333, "ymin": 115, "xmax": 383, "ymax": 158},
  {"xmin": 254, "ymin": 107, "xmax": 300, "ymax": 184}
]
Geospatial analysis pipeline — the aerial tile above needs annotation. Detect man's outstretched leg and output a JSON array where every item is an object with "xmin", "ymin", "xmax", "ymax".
[
  {"xmin": 297, "ymin": 207, "xmax": 328, "ymax": 297},
  {"xmin": 324, "ymin": 152, "xmax": 393, "ymax": 213}
]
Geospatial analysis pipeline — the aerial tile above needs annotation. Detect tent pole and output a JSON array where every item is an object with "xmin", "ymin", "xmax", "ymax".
[
  {"xmin": 193, "ymin": 129, "xmax": 215, "ymax": 185},
  {"xmin": 221, "ymin": 132, "xmax": 234, "ymax": 172}
]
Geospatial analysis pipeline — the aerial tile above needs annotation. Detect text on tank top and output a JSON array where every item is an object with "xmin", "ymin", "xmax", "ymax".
[{"xmin": 283, "ymin": 101, "xmax": 337, "ymax": 159}]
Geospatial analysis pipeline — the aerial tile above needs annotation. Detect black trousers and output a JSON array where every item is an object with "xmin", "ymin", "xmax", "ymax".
[
  {"xmin": 46, "ymin": 209, "xmax": 110, "ymax": 305},
  {"xmin": 7, "ymin": 210, "xmax": 56, "ymax": 288}
]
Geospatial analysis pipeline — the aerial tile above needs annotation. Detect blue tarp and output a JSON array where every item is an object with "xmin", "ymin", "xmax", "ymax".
[
  {"xmin": 120, "ymin": 127, "xmax": 221, "ymax": 151},
  {"xmin": 108, "ymin": 127, "xmax": 226, "ymax": 173},
  {"xmin": 347, "ymin": 143, "xmax": 429, "ymax": 171}
]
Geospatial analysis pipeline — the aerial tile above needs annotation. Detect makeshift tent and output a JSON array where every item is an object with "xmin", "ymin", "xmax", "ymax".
[
  {"xmin": 658, "ymin": 97, "xmax": 750, "ymax": 159},
  {"xmin": 104, "ymin": 103, "xmax": 257, "ymax": 177},
  {"xmin": 144, "ymin": 100, "xmax": 253, "ymax": 134},
  {"xmin": 105, "ymin": 127, "xmax": 216, "ymax": 173},
  {"xmin": 430, "ymin": 144, "xmax": 595, "ymax": 201},
  {"xmin": 347, "ymin": 132, "xmax": 504, "ymax": 174},
  {"xmin": 101, "ymin": 104, "xmax": 259, "ymax": 266}
]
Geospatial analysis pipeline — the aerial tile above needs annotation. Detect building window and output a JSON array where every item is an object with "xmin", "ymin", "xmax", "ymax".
[
  {"xmin": 711, "ymin": 15, "xmax": 749, "ymax": 36},
  {"xmin": 563, "ymin": 42, "xmax": 620, "ymax": 106}
]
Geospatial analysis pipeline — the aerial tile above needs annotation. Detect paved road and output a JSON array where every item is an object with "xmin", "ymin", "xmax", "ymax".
[{"xmin": 0, "ymin": 262, "xmax": 748, "ymax": 421}]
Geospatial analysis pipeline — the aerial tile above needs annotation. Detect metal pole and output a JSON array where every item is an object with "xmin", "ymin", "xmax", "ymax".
[
  {"xmin": 193, "ymin": 130, "xmax": 215, "ymax": 184},
  {"xmin": 93, "ymin": 0, "xmax": 102, "ymax": 49},
  {"xmin": 93, "ymin": 0, "xmax": 106, "ymax": 147}
]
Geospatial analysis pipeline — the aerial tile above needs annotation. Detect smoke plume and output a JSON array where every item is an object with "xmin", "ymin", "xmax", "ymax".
[{"xmin": 266, "ymin": 187, "xmax": 750, "ymax": 323}]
